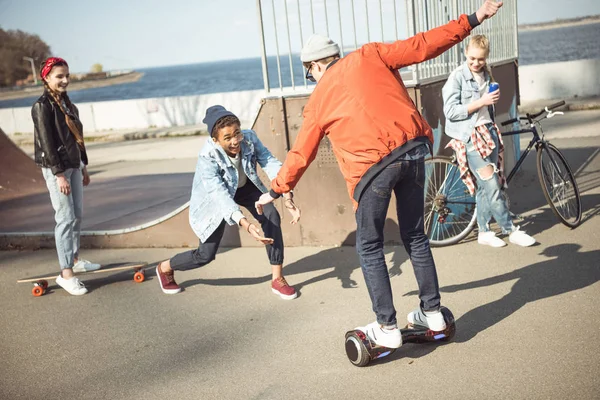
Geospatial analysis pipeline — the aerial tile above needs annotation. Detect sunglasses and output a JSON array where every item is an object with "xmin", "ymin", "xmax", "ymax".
[{"xmin": 305, "ymin": 63, "xmax": 316, "ymax": 83}]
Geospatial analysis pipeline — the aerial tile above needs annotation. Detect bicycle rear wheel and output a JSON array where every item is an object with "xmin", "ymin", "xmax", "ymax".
[
  {"xmin": 536, "ymin": 142, "xmax": 582, "ymax": 228},
  {"xmin": 424, "ymin": 157, "xmax": 477, "ymax": 246}
]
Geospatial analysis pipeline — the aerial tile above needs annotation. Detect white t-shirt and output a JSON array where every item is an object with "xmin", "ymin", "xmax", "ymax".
[
  {"xmin": 473, "ymin": 70, "xmax": 493, "ymax": 127},
  {"xmin": 228, "ymin": 153, "xmax": 248, "ymax": 189},
  {"xmin": 228, "ymin": 153, "xmax": 248, "ymax": 225}
]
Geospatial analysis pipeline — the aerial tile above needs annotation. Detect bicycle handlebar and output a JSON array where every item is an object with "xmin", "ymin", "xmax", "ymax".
[
  {"xmin": 547, "ymin": 100, "xmax": 566, "ymax": 111},
  {"xmin": 500, "ymin": 100, "xmax": 566, "ymax": 126},
  {"xmin": 501, "ymin": 117, "xmax": 519, "ymax": 127}
]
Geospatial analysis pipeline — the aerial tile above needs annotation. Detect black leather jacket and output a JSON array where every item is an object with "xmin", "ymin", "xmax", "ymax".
[{"xmin": 32, "ymin": 91, "xmax": 88, "ymax": 175}]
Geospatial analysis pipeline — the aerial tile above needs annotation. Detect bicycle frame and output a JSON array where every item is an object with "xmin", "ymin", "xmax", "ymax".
[
  {"xmin": 499, "ymin": 100, "xmax": 567, "ymax": 185},
  {"xmin": 501, "ymin": 125, "xmax": 541, "ymax": 184}
]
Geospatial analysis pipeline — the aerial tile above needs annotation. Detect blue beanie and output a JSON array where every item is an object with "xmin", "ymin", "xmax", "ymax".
[{"xmin": 203, "ymin": 105, "xmax": 237, "ymax": 136}]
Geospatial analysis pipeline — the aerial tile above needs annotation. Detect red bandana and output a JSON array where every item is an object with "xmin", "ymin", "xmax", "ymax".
[{"xmin": 40, "ymin": 57, "xmax": 68, "ymax": 80}]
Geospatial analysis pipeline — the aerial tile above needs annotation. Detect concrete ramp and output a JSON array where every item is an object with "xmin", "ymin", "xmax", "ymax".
[
  {"xmin": 0, "ymin": 128, "xmax": 201, "ymax": 248},
  {"xmin": 0, "ymin": 128, "xmax": 46, "ymax": 202},
  {"xmin": 0, "ymin": 128, "xmax": 249, "ymax": 249}
]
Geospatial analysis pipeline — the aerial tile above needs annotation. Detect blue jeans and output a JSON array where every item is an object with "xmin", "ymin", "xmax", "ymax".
[
  {"xmin": 42, "ymin": 167, "xmax": 83, "ymax": 270},
  {"xmin": 356, "ymin": 155, "xmax": 441, "ymax": 326},
  {"xmin": 466, "ymin": 126, "xmax": 514, "ymax": 233}
]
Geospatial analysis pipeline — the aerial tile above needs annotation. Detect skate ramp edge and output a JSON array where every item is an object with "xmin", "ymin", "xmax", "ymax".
[{"xmin": 0, "ymin": 202, "xmax": 198, "ymax": 249}]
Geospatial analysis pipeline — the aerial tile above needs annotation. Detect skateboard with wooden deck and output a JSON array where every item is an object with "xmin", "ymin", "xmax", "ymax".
[{"xmin": 17, "ymin": 262, "xmax": 150, "ymax": 297}]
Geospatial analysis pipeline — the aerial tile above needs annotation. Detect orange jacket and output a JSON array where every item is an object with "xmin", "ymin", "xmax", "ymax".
[{"xmin": 271, "ymin": 14, "xmax": 475, "ymax": 209}]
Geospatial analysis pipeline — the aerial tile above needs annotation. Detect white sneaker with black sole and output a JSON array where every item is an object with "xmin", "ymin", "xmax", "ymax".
[
  {"xmin": 355, "ymin": 321, "xmax": 402, "ymax": 349},
  {"xmin": 56, "ymin": 275, "xmax": 88, "ymax": 295},
  {"xmin": 407, "ymin": 308, "xmax": 446, "ymax": 331}
]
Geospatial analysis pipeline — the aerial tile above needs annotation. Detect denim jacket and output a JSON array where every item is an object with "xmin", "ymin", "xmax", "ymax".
[
  {"xmin": 189, "ymin": 129, "xmax": 282, "ymax": 242},
  {"xmin": 442, "ymin": 63, "xmax": 495, "ymax": 142}
]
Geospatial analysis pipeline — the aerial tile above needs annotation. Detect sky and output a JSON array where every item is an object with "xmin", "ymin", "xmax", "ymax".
[{"xmin": 1, "ymin": 0, "xmax": 599, "ymax": 73}]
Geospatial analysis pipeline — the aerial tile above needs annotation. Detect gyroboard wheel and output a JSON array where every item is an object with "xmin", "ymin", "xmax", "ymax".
[
  {"xmin": 133, "ymin": 271, "xmax": 145, "ymax": 283},
  {"xmin": 345, "ymin": 333, "xmax": 370, "ymax": 367},
  {"xmin": 32, "ymin": 285, "xmax": 44, "ymax": 297}
]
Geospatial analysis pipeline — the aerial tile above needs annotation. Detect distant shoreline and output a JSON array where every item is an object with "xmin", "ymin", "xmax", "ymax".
[
  {"xmin": 519, "ymin": 16, "xmax": 600, "ymax": 32},
  {"xmin": 0, "ymin": 71, "xmax": 144, "ymax": 101}
]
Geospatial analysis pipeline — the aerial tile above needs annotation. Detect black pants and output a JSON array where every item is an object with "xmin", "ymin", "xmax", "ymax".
[{"xmin": 170, "ymin": 181, "xmax": 284, "ymax": 271}]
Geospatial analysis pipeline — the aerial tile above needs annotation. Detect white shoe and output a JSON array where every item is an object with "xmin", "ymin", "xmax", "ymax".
[
  {"xmin": 56, "ymin": 275, "xmax": 88, "ymax": 295},
  {"xmin": 509, "ymin": 227, "xmax": 536, "ymax": 247},
  {"xmin": 73, "ymin": 259, "xmax": 101, "ymax": 273},
  {"xmin": 407, "ymin": 308, "xmax": 446, "ymax": 331},
  {"xmin": 478, "ymin": 231, "xmax": 507, "ymax": 248},
  {"xmin": 355, "ymin": 321, "xmax": 402, "ymax": 349}
]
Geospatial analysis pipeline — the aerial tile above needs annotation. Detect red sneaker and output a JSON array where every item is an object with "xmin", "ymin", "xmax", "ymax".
[
  {"xmin": 271, "ymin": 277, "xmax": 297, "ymax": 300},
  {"xmin": 156, "ymin": 264, "xmax": 182, "ymax": 294}
]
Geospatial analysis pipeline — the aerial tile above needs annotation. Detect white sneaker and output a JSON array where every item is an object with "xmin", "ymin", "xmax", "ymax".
[
  {"xmin": 73, "ymin": 259, "xmax": 101, "ymax": 273},
  {"xmin": 509, "ymin": 227, "xmax": 536, "ymax": 247},
  {"xmin": 355, "ymin": 321, "xmax": 402, "ymax": 349},
  {"xmin": 407, "ymin": 308, "xmax": 446, "ymax": 331},
  {"xmin": 56, "ymin": 275, "xmax": 88, "ymax": 295},
  {"xmin": 478, "ymin": 231, "xmax": 507, "ymax": 248}
]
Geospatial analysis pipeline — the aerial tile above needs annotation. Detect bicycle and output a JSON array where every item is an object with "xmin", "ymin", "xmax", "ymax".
[{"xmin": 424, "ymin": 100, "xmax": 582, "ymax": 247}]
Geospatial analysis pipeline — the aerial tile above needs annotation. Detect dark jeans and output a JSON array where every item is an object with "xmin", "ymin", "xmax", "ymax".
[
  {"xmin": 356, "ymin": 156, "xmax": 441, "ymax": 326},
  {"xmin": 170, "ymin": 181, "xmax": 284, "ymax": 271}
]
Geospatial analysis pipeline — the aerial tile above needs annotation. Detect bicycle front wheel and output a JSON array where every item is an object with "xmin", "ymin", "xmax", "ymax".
[
  {"xmin": 536, "ymin": 142, "xmax": 582, "ymax": 228},
  {"xmin": 424, "ymin": 157, "xmax": 477, "ymax": 246}
]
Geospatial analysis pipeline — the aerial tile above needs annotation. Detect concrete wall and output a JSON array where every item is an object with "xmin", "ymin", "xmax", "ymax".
[
  {"xmin": 0, "ymin": 89, "xmax": 265, "ymax": 135},
  {"xmin": 519, "ymin": 59, "xmax": 600, "ymax": 102}
]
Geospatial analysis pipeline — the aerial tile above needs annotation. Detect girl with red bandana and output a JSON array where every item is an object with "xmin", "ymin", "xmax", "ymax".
[{"xmin": 33, "ymin": 57, "xmax": 100, "ymax": 296}]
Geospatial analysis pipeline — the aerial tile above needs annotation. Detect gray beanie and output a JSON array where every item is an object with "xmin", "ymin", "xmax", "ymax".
[{"xmin": 300, "ymin": 34, "xmax": 340, "ymax": 62}]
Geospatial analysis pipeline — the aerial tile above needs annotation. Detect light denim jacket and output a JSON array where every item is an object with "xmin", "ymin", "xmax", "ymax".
[
  {"xmin": 442, "ymin": 63, "xmax": 495, "ymax": 142},
  {"xmin": 189, "ymin": 129, "xmax": 282, "ymax": 242}
]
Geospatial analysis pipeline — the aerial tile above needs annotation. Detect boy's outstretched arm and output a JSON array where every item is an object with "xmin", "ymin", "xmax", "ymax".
[{"xmin": 374, "ymin": 0, "xmax": 503, "ymax": 70}]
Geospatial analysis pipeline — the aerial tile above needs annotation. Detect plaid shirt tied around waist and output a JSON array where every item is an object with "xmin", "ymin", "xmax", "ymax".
[{"xmin": 445, "ymin": 123, "xmax": 507, "ymax": 196}]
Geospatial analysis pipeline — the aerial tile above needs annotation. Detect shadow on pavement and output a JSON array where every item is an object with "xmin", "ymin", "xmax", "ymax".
[
  {"xmin": 517, "ymin": 193, "xmax": 600, "ymax": 238},
  {"xmin": 178, "ymin": 219, "xmax": 410, "ymax": 293},
  {"xmin": 406, "ymin": 244, "xmax": 599, "ymax": 343}
]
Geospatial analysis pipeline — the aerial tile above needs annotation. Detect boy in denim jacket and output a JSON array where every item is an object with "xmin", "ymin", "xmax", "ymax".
[{"xmin": 155, "ymin": 105, "xmax": 300, "ymax": 299}]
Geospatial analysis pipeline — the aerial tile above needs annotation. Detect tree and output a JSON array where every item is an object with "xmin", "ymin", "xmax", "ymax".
[
  {"xmin": 90, "ymin": 63, "xmax": 103, "ymax": 73},
  {"xmin": 0, "ymin": 27, "xmax": 51, "ymax": 87}
]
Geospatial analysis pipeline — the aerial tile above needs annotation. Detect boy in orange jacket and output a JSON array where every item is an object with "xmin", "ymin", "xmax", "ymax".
[{"xmin": 257, "ymin": 1, "xmax": 504, "ymax": 348}]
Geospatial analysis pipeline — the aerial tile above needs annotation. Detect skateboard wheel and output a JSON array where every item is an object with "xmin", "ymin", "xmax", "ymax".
[
  {"xmin": 133, "ymin": 271, "xmax": 145, "ymax": 283},
  {"xmin": 32, "ymin": 286, "xmax": 44, "ymax": 297},
  {"xmin": 39, "ymin": 280, "xmax": 49, "ymax": 289}
]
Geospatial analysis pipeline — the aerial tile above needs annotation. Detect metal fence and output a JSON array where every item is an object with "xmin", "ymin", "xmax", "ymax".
[{"xmin": 256, "ymin": 0, "xmax": 518, "ymax": 92}]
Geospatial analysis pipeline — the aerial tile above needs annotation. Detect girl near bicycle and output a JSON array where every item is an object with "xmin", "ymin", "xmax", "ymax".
[
  {"xmin": 442, "ymin": 35, "xmax": 536, "ymax": 247},
  {"xmin": 33, "ymin": 57, "xmax": 101, "ymax": 296}
]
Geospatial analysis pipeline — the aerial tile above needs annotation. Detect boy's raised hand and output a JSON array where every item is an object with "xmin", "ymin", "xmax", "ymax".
[{"xmin": 476, "ymin": 0, "xmax": 503, "ymax": 23}]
